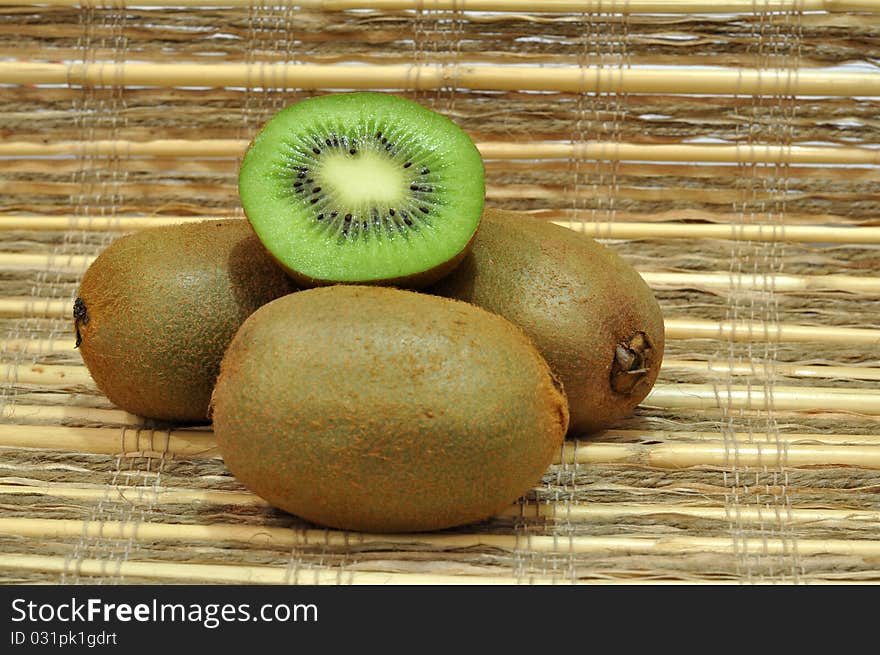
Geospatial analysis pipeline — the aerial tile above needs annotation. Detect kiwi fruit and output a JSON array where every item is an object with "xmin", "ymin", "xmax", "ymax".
[
  {"xmin": 74, "ymin": 219, "xmax": 297, "ymax": 423},
  {"xmin": 238, "ymin": 92, "xmax": 485, "ymax": 288},
  {"xmin": 210, "ymin": 285, "xmax": 568, "ymax": 533},
  {"xmin": 429, "ymin": 208, "xmax": 665, "ymax": 436}
]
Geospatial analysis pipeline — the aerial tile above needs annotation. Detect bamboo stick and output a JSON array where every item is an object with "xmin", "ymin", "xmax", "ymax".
[
  {"xmin": 5, "ymin": 482, "xmax": 878, "ymax": 526},
  {"xmin": 561, "ymin": 222, "xmax": 880, "ymax": 244},
  {"xmin": 4, "ymin": 554, "xmax": 878, "ymax": 585},
  {"xmin": 0, "ymin": 216, "xmax": 209, "ymax": 232},
  {"xmin": 0, "ymin": 298, "xmax": 70, "ymax": 319},
  {"xmin": 1, "ymin": 215, "xmax": 879, "ymax": 244},
  {"xmin": 0, "ymin": 139, "xmax": 245, "ymax": 158},
  {"xmin": 3, "ymin": 254, "xmax": 878, "ymax": 293},
  {"xmin": 4, "ymin": 364, "xmax": 93, "ymax": 387},
  {"xmin": 647, "ymin": 383, "xmax": 880, "ymax": 413},
  {"xmin": 6, "ymin": 179, "xmax": 780, "ymax": 206},
  {"xmin": 602, "ymin": 429, "xmax": 880, "ymax": 445},
  {"xmin": 4, "ymin": 138, "xmax": 879, "ymax": 165},
  {"xmin": 3, "ymin": 517, "xmax": 880, "ymax": 559},
  {"xmin": 0, "ymin": 554, "xmax": 876, "ymax": 586},
  {"xmin": 663, "ymin": 319, "xmax": 880, "ymax": 344},
  {"xmin": 0, "ymin": 554, "xmax": 784, "ymax": 585},
  {"xmin": 0, "ymin": 424, "xmax": 220, "ymax": 458},
  {"xmin": 0, "ymin": 403, "xmax": 153, "ymax": 427},
  {"xmin": 0, "ymin": 0, "xmax": 876, "ymax": 13},
  {"xmin": 3, "ymin": 181, "xmax": 808, "ymax": 206},
  {"xmin": 4, "ymin": 61, "xmax": 880, "ymax": 96},
  {"xmin": 0, "ymin": 483, "xmax": 267, "ymax": 507},
  {"xmin": 4, "ymin": 215, "xmax": 880, "ymax": 245},
  {"xmin": 503, "ymin": 503, "xmax": 880, "ymax": 524},
  {"xmin": 642, "ymin": 272, "xmax": 880, "ymax": 294},
  {"xmin": 1, "ymin": 339, "xmax": 75, "ymax": 355},
  {"xmin": 2, "ymin": 383, "xmax": 878, "ymax": 424},
  {"xmin": 0, "ymin": 254, "xmax": 93, "ymax": 272},
  {"xmin": 1, "ymin": 179, "xmax": 763, "ymax": 205},
  {"xmin": 10, "ymin": 359, "xmax": 880, "ymax": 390},
  {"xmin": 3, "ymin": 423, "xmax": 878, "ymax": 461},
  {"xmin": 481, "ymin": 142, "xmax": 880, "ymax": 165},
  {"xmin": 4, "ymin": 421, "xmax": 880, "ymax": 467},
  {"xmin": 0, "ymin": 178, "xmax": 853, "ymax": 205},
  {"xmin": 3, "ymin": 319, "xmax": 876, "ymax": 358},
  {"xmin": 0, "ymin": 49, "xmax": 870, "ymax": 76},
  {"xmin": 659, "ymin": 359, "xmax": 880, "ymax": 382},
  {"xmin": 0, "ymin": 554, "xmax": 546, "ymax": 585},
  {"xmin": 549, "ymin": 208, "xmax": 875, "ymax": 228},
  {"xmin": 5, "ymin": 154, "xmax": 880, "ymax": 183},
  {"xmin": 567, "ymin": 440, "xmax": 880, "ymax": 468}
]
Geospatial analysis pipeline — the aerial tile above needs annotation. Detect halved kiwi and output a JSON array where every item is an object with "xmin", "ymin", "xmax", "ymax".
[{"xmin": 238, "ymin": 92, "xmax": 485, "ymax": 288}]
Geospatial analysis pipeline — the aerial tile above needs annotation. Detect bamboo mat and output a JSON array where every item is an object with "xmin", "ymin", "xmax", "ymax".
[{"xmin": 1, "ymin": 1, "xmax": 879, "ymax": 585}]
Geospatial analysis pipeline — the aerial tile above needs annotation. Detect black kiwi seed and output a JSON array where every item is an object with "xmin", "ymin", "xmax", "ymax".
[
  {"xmin": 317, "ymin": 213, "xmax": 325, "ymax": 220},
  {"xmin": 312, "ymin": 147, "xmax": 321, "ymax": 155},
  {"xmin": 403, "ymin": 162, "xmax": 412, "ymax": 168},
  {"xmin": 313, "ymin": 187, "xmax": 321, "ymax": 194},
  {"xmin": 389, "ymin": 209, "xmax": 396, "ymax": 216},
  {"xmin": 421, "ymin": 167, "xmax": 430, "ymax": 175},
  {"xmin": 420, "ymin": 207, "xmax": 430, "ymax": 214}
]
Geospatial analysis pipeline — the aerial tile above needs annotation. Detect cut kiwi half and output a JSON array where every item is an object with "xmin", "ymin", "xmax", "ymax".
[{"xmin": 238, "ymin": 92, "xmax": 486, "ymax": 288}]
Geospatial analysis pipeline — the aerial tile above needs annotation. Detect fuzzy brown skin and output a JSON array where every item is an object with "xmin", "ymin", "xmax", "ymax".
[
  {"xmin": 75, "ymin": 219, "xmax": 297, "ymax": 423},
  {"xmin": 211, "ymin": 286, "xmax": 569, "ymax": 533},
  {"xmin": 429, "ymin": 208, "xmax": 665, "ymax": 436}
]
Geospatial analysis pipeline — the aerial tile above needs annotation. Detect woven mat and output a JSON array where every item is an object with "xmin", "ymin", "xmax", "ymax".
[{"xmin": 1, "ymin": 3, "xmax": 878, "ymax": 584}]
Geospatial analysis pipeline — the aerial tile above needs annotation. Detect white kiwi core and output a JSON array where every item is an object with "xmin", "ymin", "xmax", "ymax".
[{"xmin": 318, "ymin": 150, "xmax": 408, "ymax": 211}]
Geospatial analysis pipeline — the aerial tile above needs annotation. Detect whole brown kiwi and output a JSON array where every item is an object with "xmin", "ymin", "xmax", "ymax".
[
  {"xmin": 429, "ymin": 208, "xmax": 665, "ymax": 436},
  {"xmin": 74, "ymin": 219, "xmax": 297, "ymax": 423},
  {"xmin": 210, "ymin": 285, "xmax": 569, "ymax": 533}
]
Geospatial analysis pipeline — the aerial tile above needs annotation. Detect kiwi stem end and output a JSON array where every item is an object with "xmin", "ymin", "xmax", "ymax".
[
  {"xmin": 73, "ymin": 297, "xmax": 88, "ymax": 349},
  {"xmin": 610, "ymin": 331, "xmax": 653, "ymax": 395}
]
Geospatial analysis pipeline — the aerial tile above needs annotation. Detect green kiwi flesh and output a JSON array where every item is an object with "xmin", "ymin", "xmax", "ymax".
[
  {"xmin": 74, "ymin": 219, "xmax": 297, "ymax": 423},
  {"xmin": 210, "ymin": 285, "xmax": 568, "ymax": 533},
  {"xmin": 238, "ymin": 92, "xmax": 485, "ymax": 288},
  {"xmin": 429, "ymin": 208, "xmax": 665, "ymax": 436}
]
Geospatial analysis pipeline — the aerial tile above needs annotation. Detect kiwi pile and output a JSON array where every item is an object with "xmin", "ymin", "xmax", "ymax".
[{"xmin": 74, "ymin": 92, "xmax": 664, "ymax": 534}]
